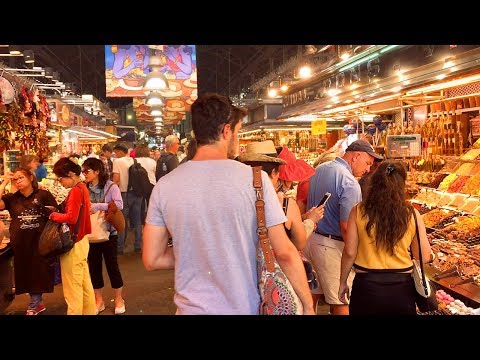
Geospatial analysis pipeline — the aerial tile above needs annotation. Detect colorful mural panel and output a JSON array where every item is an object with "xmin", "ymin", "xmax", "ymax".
[{"xmin": 106, "ymin": 45, "xmax": 198, "ymax": 125}]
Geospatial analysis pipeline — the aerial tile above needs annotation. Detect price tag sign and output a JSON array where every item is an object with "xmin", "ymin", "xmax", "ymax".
[{"xmin": 311, "ymin": 119, "xmax": 327, "ymax": 135}]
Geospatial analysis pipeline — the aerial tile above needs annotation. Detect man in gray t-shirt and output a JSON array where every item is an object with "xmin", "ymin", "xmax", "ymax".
[{"xmin": 143, "ymin": 93, "xmax": 314, "ymax": 315}]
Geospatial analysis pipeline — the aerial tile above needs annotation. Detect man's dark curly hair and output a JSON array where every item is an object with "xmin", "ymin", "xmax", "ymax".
[{"xmin": 191, "ymin": 93, "xmax": 247, "ymax": 146}]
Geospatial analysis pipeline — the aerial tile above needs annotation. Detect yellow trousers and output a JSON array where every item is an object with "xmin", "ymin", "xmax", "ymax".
[{"xmin": 60, "ymin": 237, "xmax": 96, "ymax": 315}]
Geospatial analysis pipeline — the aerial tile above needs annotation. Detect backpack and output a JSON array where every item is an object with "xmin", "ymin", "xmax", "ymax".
[
  {"xmin": 155, "ymin": 153, "xmax": 176, "ymax": 181},
  {"xmin": 128, "ymin": 159, "xmax": 154, "ymax": 199}
]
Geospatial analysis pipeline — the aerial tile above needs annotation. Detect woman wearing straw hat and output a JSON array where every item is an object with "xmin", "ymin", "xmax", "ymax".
[{"xmin": 238, "ymin": 141, "xmax": 324, "ymax": 251}]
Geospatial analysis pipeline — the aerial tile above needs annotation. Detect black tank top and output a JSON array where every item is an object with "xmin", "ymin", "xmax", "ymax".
[{"xmin": 282, "ymin": 197, "xmax": 292, "ymax": 239}]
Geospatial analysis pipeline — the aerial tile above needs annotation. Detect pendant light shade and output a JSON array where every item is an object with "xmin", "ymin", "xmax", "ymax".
[
  {"xmin": 144, "ymin": 71, "xmax": 169, "ymax": 91},
  {"xmin": 146, "ymin": 92, "xmax": 165, "ymax": 106},
  {"xmin": 149, "ymin": 105, "xmax": 164, "ymax": 117}
]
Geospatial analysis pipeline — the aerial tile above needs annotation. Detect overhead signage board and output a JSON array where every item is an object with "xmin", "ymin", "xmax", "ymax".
[{"xmin": 311, "ymin": 119, "xmax": 327, "ymax": 135}]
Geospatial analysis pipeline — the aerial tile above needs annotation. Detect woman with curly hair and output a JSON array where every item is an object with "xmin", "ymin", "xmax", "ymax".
[{"xmin": 338, "ymin": 161, "xmax": 432, "ymax": 315}]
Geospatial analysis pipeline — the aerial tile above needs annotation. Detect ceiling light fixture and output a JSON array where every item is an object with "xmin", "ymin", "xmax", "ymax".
[
  {"xmin": 23, "ymin": 50, "xmax": 34, "ymax": 63},
  {"xmin": 150, "ymin": 105, "xmax": 164, "ymax": 116},
  {"xmin": 8, "ymin": 45, "xmax": 21, "ymax": 55},
  {"xmin": 146, "ymin": 92, "xmax": 165, "ymax": 106},
  {"xmin": 44, "ymin": 67, "xmax": 53, "ymax": 78},
  {"xmin": 144, "ymin": 70, "xmax": 169, "ymax": 91}
]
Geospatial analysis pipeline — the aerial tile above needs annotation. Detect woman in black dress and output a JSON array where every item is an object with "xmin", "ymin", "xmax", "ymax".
[{"xmin": 0, "ymin": 168, "xmax": 58, "ymax": 315}]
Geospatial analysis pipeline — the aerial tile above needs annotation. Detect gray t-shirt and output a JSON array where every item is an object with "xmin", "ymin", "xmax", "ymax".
[{"xmin": 146, "ymin": 160, "xmax": 287, "ymax": 315}]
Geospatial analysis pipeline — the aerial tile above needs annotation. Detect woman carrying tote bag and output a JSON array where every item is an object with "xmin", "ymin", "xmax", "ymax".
[{"xmin": 82, "ymin": 158, "xmax": 126, "ymax": 315}]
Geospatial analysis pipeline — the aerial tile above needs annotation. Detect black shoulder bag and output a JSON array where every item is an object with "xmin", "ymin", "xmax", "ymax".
[{"xmin": 38, "ymin": 186, "xmax": 84, "ymax": 259}]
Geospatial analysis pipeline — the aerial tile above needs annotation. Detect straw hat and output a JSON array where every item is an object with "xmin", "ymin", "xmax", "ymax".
[
  {"xmin": 277, "ymin": 146, "xmax": 315, "ymax": 182},
  {"xmin": 237, "ymin": 140, "xmax": 287, "ymax": 164}
]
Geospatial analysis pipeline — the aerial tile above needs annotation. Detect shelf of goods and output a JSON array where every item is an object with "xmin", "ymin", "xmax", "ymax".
[
  {"xmin": 296, "ymin": 152, "xmax": 320, "ymax": 167},
  {"xmin": 41, "ymin": 179, "xmax": 70, "ymax": 205},
  {"xmin": 409, "ymin": 144, "xmax": 480, "ymax": 308},
  {"xmin": 3, "ymin": 150, "xmax": 21, "ymax": 173}
]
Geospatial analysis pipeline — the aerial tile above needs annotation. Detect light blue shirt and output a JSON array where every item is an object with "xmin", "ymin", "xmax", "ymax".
[{"xmin": 307, "ymin": 157, "xmax": 361, "ymax": 238}]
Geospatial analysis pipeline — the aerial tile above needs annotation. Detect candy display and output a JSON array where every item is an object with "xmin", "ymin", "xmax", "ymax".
[
  {"xmin": 455, "ymin": 163, "xmax": 475, "ymax": 176},
  {"xmin": 439, "ymin": 160, "xmax": 460, "ymax": 174},
  {"xmin": 422, "ymin": 209, "xmax": 457, "ymax": 228},
  {"xmin": 436, "ymin": 290, "xmax": 477, "ymax": 315},
  {"xmin": 460, "ymin": 174, "xmax": 480, "ymax": 195},
  {"xmin": 447, "ymin": 176, "xmax": 470, "ymax": 193},
  {"xmin": 460, "ymin": 148, "xmax": 480, "ymax": 161},
  {"xmin": 438, "ymin": 173, "xmax": 458, "ymax": 191},
  {"xmin": 428, "ymin": 173, "xmax": 449, "ymax": 188},
  {"xmin": 458, "ymin": 197, "xmax": 480, "ymax": 213}
]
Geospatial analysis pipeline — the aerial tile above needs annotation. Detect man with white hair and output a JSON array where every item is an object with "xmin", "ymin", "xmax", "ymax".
[{"xmin": 155, "ymin": 135, "xmax": 180, "ymax": 181}]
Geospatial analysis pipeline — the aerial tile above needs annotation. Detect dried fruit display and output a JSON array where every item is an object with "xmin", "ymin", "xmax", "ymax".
[
  {"xmin": 467, "ymin": 162, "xmax": 480, "ymax": 176},
  {"xmin": 425, "ymin": 191, "xmax": 445, "ymax": 207},
  {"xmin": 428, "ymin": 173, "xmax": 449, "ymax": 188},
  {"xmin": 458, "ymin": 197, "xmax": 480, "ymax": 214},
  {"xmin": 455, "ymin": 163, "xmax": 476, "ymax": 176},
  {"xmin": 436, "ymin": 193, "xmax": 455, "ymax": 208},
  {"xmin": 412, "ymin": 189, "xmax": 431, "ymax": 203},
  {"xmin": 438, "ymin": 173, "xmax": 458, "ymax": 191},
  {"xmin": 439, "ymin": 161, "xmax": 460, "ymax": 174},
  {"xmin": 460, "ymin": 173, "xmax": 480, "ymax": 195},
  {"xmin": 461, "ymin": 148, "xmax": 480, "ymax": 161},
  {"xmin": 448, "ymin": 193, "xmax": 470, "ymax": 209},
  {"xmin": 448, "ymin": 176, "xmax": 470, "ymax": 193},
  {"xmin": 423, "ymin": 209, "xmax": 457, "ymax": 228},
  {"xmin": 411, "ymin": 202, "xmax": 433, "ymax": 215}
]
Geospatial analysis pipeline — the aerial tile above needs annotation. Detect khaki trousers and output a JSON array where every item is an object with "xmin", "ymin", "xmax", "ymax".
[{"xmin": 60, "ymin": 237, "xmax": 96, "ymax": 315}]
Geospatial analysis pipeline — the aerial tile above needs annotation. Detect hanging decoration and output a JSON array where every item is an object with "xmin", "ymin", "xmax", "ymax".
[{"xmin": 0, "ymin": 100, "xmax": 22, "ymax": 152}]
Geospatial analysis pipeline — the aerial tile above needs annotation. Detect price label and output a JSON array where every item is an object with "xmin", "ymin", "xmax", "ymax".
[{"xmin": 311, "ymin": 119, "xmax": 327, "ymax": 135}]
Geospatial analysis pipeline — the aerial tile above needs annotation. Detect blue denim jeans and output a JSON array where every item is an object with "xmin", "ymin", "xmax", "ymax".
[{"xmin": 117, "ymin": 192, "xmax": 143, "ymax": 252}]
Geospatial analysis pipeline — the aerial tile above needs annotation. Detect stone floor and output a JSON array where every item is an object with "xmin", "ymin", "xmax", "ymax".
[{"xmin": 4, "ymin": 230, "xmax": 331, "ymax": 316}]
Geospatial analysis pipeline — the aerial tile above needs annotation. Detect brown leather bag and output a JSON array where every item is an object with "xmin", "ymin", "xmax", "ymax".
[{"xmin": 104, "ymin": 184, "xmax": 126, "ymax": 234}]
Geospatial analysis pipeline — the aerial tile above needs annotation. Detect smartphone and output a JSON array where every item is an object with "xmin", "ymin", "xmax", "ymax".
[{"xmin": 317, "ymin": 192, "xmax": 331, "ymax": 208}]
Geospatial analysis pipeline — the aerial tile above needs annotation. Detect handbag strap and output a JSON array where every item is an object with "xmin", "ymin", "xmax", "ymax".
[
  {"xmin": 252, "ymin": 166, "xmax": 275, "ymax": 272},
  {"xmin": 412, "ymin": 209, "xmax": 428, "ymax": 294},
  {"xmin": 102, "ymin": 183, "xmax": 115, "ymax": 203}
]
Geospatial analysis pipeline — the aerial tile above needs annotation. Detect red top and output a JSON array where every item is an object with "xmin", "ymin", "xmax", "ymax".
[
  {"xmin": 50, "ymin": 183, "xmax": 91, "ymax": 242},
  {"xmin": 296, "ymin": 179, "xmax": 310, "ymax": 206}
]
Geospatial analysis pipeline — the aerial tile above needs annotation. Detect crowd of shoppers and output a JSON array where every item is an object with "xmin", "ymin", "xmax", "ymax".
[{"xmin": 0, "ymin": 91, "xmax": 435, "ymax": 316}]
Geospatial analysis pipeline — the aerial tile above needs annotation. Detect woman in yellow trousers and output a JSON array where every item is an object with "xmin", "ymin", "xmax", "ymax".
[{"xmin": 49, "ymin": 158, "xmax": 96, "ymax": 315}]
